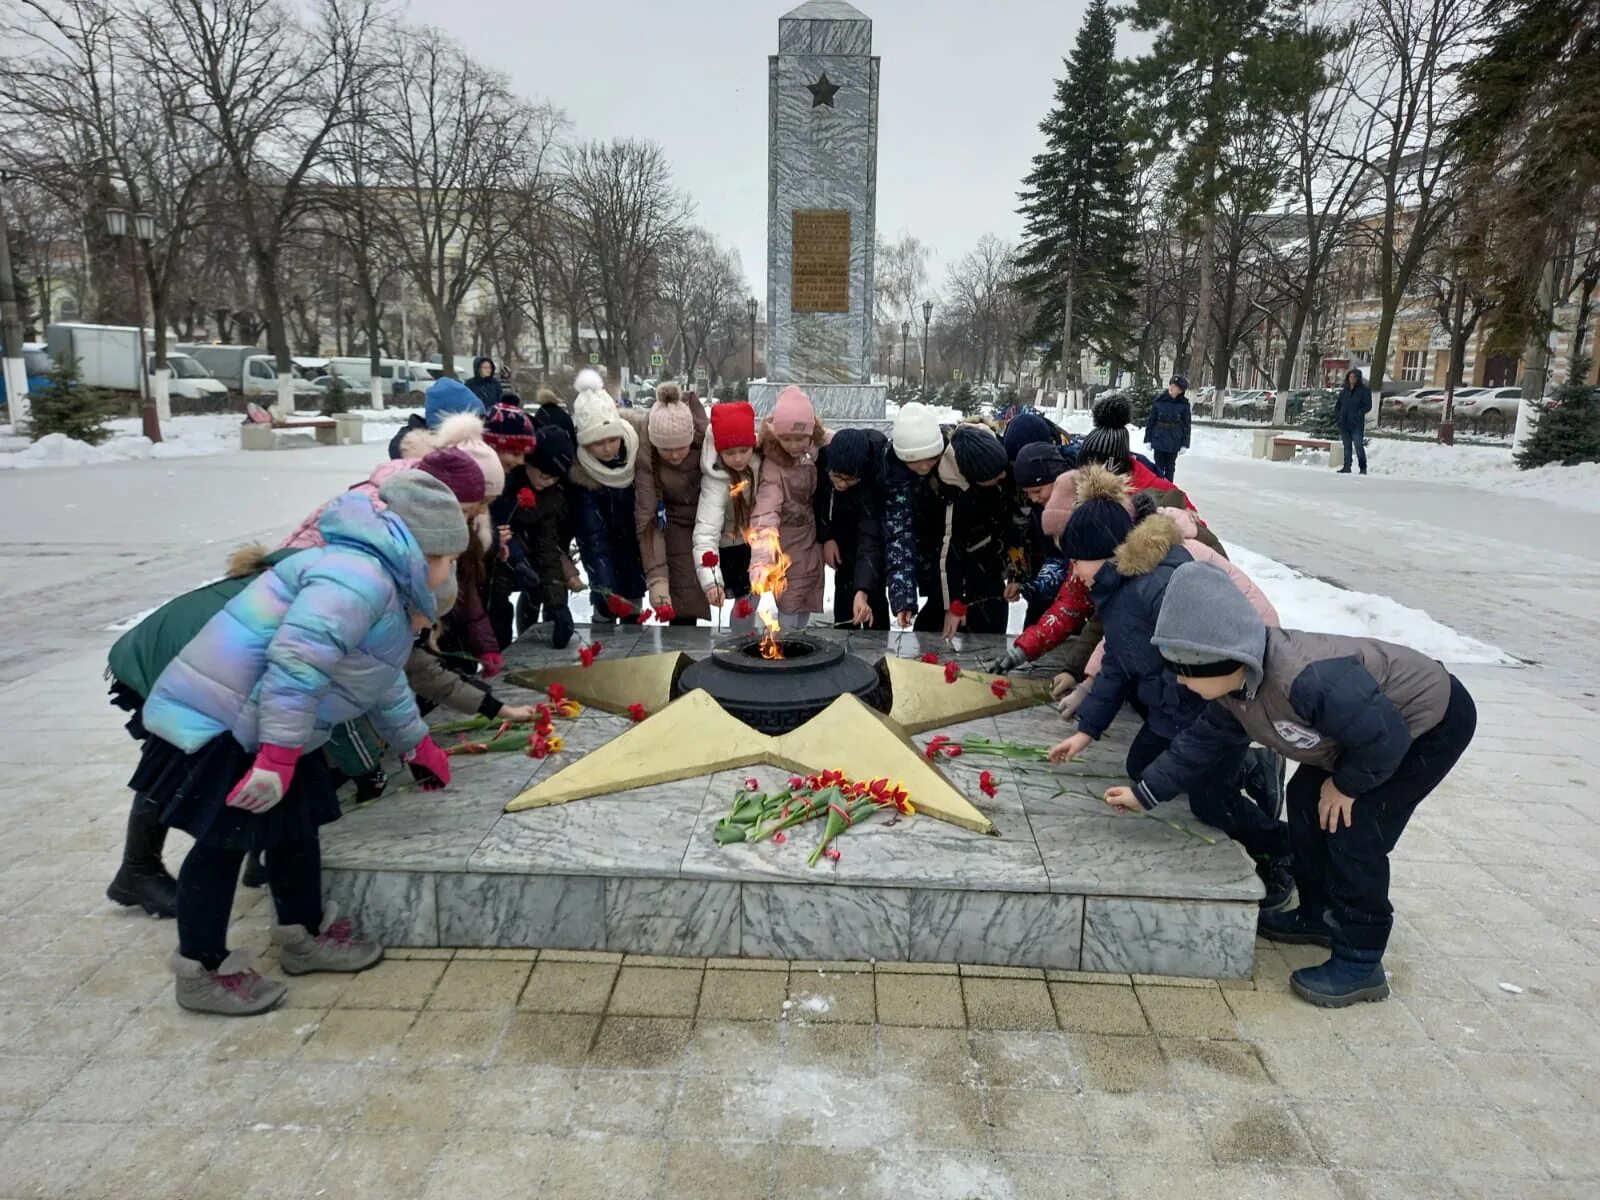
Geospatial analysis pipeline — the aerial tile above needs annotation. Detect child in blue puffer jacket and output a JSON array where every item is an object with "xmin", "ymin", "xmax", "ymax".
[{"xmin": 134, "ymin": 474, "xmax": 466, "ymax": 1016}]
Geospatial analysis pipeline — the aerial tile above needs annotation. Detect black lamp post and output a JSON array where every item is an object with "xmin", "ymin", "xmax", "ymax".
[
  {"xmin": 921, "ymin": 299, "xmax": 933, "ymax": 390},
  {"xmin": 901, "ymin": 320, "xmax": 910, "ymax": 389},
  {"xmin": 106, "ymin": 207, "xmax": 160, "ymax": 443},
  {"xmin": 746, "ymin": 297, "xmax": 758, "ymax": 379}
]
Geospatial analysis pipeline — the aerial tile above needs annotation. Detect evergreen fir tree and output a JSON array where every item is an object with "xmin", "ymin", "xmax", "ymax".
[
  {"xmin": 28, "ymin": 351, "xmax": 113, "ymax": 445},
  {"xmin": 1015, "ymin": 0, "xmax": 1140, "ymax": 382},
  {"xmin": 949, "ymin": 380, "xmax": 977, "ymax": 415},
  {"xmin": 1300, "ymin": 390, "xmax": 1339, "ymax": 438},
  {"xmin": 1516, "ymin": 358, "xmax": 1600, "ymax": 469},
  {"xmin": 318, "ymin": 372, "xmax": 352, "ymax": 417}
]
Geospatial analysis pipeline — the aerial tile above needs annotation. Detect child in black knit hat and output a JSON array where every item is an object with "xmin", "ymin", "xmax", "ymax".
[{"xmin": 505, "ymin": 428, "xmax": 584, "ymax": 648}]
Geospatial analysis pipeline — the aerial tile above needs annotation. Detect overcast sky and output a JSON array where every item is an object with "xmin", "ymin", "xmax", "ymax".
[{"xmin": 408, "ymin": 0, "xmax": 1145, "ymax": 299}]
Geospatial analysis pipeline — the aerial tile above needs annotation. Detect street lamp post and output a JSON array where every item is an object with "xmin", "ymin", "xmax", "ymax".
[
  {"xmin": 901, "ymin": 320, "xmax": 910, "ymax": 390},
  {"xmin": 106, "ymin": 207, "xmax": 161, "ymax": 443},
  {"xmin": 747, "ymin": 296, "xmax": 758, "ymax": 381},
  {"xmin": 921, "ymin": 300, "xmax": 933, "ymax": 391}
]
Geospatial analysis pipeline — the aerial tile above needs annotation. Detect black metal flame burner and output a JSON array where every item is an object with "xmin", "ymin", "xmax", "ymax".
[{"xmin": 673, "ymin": 633, "xmax": 889, "ymax": 734}]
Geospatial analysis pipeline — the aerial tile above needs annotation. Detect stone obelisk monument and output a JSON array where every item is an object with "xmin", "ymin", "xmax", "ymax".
[{"xmin": 749, "ymin": 0, "xmax": 887, "ymax": 422}]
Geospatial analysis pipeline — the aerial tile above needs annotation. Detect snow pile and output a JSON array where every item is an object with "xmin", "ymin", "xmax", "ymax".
[
  {"xmin": 0, "ymin": 414, "xmax": 243, "ymax": 470},
  {"xmin": 1225, "ymin": 543, "xmax": 1514, "ymax": 664},
  {"xmin": 1185, "ymin": 423, "xmax": 1600, "ymax": 513}
]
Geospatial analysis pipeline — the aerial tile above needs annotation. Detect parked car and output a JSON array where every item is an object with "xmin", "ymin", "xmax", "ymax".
[
  {"xmin": 325, "ymin": 356, "xmax": 436, "ymax": 404},
  {"xmin": 1223, "ymin": 388, "xmax": 1276, "ymax": 421},
  {"xmin": 45, "ymin": 323, "xmax": 228, "ymax": 404},
  {"xmin": 179, "ymin": 344, "xmax": 322, "ymax": 399},
  {"xmin": 1451, "ymin": 386, "xmax": 1521, "ymax": 434},
  {"xmin": 1, "ymin": 342, "xmax": 54, "ymax": 412},
  {"xmin": 1382, "ymin": 388, "xmax": 1446, "ymax": 426}
]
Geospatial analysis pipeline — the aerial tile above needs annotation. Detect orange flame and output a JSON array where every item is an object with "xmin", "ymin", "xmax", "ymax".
[
  {"xmin": 745, "ymin": 526, "xmax": 791, "ymax": 659},
  {"xmin": 728, "ymin": 480, "xmax": 748, "ymax": 499}
]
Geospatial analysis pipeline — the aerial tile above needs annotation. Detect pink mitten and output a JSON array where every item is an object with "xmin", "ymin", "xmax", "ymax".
[
  {"xmin": 404, "ymin": 736, "xmax": 452, "ymax": 791},
  {"xmin": 224, "ymin": 744, "xmax": 302, "ymax": 813},
  {"xmin": 481, "ymin": 651, "xmax": 505, "ymax": 679}
]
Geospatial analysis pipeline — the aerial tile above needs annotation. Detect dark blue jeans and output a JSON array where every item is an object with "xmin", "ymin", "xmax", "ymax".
[
  {"xmin": 1127, "ymin": 723, "xmax": 1290, "ymax": 860},
  {"xmin": 1286, "ymin": 676, "xmax": 1476, "ymax": 963},
  {"xmin": 1153, "ymin": 450, "xmax": 1179, "ymax": 481},
  {"xmin": 1340, "ymin": 428, "xmax": 1367, "ymax": 472}
]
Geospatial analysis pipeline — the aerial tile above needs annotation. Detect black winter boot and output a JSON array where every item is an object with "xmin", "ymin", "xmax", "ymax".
[
  {"xmin": 1255, "ymin": 854, "xmax": 1296, "ymax": 911},
  {"xmin": 241, "ymin": 849, "xmax": 267, "ymax": 889},
  {"xmin": 1241, "ymin": 746, "xmax": 1286, "ymax": 822},
  {"xmin": 106, "ymin": 799, "xmax": 178, "ymax": 918},
  {"xmin": 551, "ymin": 604, "xmax": 575, "ymax": 650}
]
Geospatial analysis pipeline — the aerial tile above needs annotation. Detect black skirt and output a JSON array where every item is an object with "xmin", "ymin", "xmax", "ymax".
[{"xmin": 129, "ymin": 733, "xmax": 343, "ymax": 852}]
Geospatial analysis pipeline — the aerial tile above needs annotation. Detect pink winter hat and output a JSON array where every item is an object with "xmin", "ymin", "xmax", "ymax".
[
  {"xmin": 772, "ymin": 386, "xmax": 814, "ymax": 435},
  {"xmin": 1040, "ymin": 470, "xmax": 1081, "ymax": 542},
  {"xmin": 647, "ymin": 383, "xmax": 696, "ymax": 451}
]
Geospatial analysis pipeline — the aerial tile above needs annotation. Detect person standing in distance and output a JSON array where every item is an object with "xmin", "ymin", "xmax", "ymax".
[{"xmin": 1144, "ymin": 375, "xmax": 1191, "ymax": 482}]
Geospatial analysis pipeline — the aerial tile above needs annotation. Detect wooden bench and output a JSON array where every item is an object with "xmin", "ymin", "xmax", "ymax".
[
  {"xmin": 240, "ymin": 417, "xmax": 357, "ymax": 451},
  {"xmin": 1269, "ymin": 435, "xmax": 1346, "ymax": 470}
]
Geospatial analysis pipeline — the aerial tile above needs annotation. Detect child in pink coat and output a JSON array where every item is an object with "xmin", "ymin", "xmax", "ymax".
[{"xmin": 750, "ymin": 386, "xmax": 829, "ymax": 627}]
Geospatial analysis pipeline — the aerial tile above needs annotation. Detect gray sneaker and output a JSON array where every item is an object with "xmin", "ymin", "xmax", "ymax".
[
  {"xmin": 272, "ymin": 904, "xmax": 384, "ymax": 975},
  {"xmin": 172, "ymin": 949, "xmax": 287, "ymax": 1016}
]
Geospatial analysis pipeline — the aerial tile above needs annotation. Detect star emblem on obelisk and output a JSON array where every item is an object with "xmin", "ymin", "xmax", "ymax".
[{"xmin": 807, "ymin": 73, "xmax": 839, "ymax": 107}]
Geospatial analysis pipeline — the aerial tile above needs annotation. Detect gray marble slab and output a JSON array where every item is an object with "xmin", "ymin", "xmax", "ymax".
[
  {"xmin": 749, "ymin": 382, "xmax": 886, "ymax": 420},
  {"xmin": 604, "ymin": 878, "xmax": 740, "ymax": 957},
  {"xmin": 322, "ymin": 869, "xmax": 438, "ymax": 947},
  {"xmin": 1028, "ymin": 803, "xmax": 1263, "ymax": 902},
  {"xmin": 779, "ymin": 1, "xmax": 873, "ymax": 56},
  {"xmin": 435, "ymin": 872, "xmax": 605, "ymax": 949},
  {"xmin": 468, "ymin": 777, "xmax": 710, "ymax": 878},
  {"xmin": 1080, "ymin": 896, "xmax": 1257, "ymax": 980},
  {"xmin": 742, "ymin": 881, "xmax": 911, "ymax": 961},
  {"xmin": 908, "ymin": 889, "xmax": 1083, "ymax": 969}
]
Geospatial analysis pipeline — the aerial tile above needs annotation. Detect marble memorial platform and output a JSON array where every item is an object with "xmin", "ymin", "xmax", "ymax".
[{"xmin": 320, "ymin": 628, "xmax": 1263, "ymax": 979}]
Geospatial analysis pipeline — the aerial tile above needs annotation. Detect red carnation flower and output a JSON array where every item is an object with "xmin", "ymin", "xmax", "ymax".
[
  {"xmin": 990, "ymin": 679, "xmax": 1012, "ymax": 699},
  {"xmin": 656, "ymin": 604, "xmax": 677, "ymax": 623},
  {"xmin": 627, "ymin": 703, "xmax": 647, "ymax": 722},
  {"xmin": 701, "ymin": 550, "xmax": 719, "ymax": 568},
  {"xmin": 638, "ymin": 609, "xmax": 654, "ymax": 624},
  {"xmin": 517, "ymin": 487, "xmax": 538, "ymax": 509},
  {"xmin": 948, "ymin": 600, "xmax": 968, "ymax": 618},
  {"xmin": 733, "ymin": 596, "xmax": 755, "ymax": 619},
  {"xmin": 943, "ymin": 661, "xmax": 961, "ymax": 684},
  {"xmin": 604, "ymin": 594, "xmax": 633, "ymax": 617},
  {"xmin": 744, "ymin": 777, "xmax": 760, "ymax": 791},
  {"xmin": 943, "ymin": 745, "xmax": 963, "ymax": 758},
  {"xmin": 920, "ymin": 652, "xmax": 939, "ymax": 664},
  {"xmin": 979, "ymin": 770, "xmax": 998, "ymax": 798},
  {"xmin": 578, "ymin": 645, "xmax": 598, "ymax": 668},
  {"xmin": 547, "ymin": 683, "xmax": 567, "ymax": 704}
]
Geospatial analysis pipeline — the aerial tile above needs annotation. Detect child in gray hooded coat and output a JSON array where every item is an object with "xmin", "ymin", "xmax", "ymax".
[{"xmin": 1101, "ymin": 560, "xmax": 1477, "ymax": 1008}]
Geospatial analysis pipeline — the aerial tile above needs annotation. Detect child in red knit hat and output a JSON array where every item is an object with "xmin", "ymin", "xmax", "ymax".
[{"xmin": 694, "ymin": 401, "xmax": 761, "ymax": 630}]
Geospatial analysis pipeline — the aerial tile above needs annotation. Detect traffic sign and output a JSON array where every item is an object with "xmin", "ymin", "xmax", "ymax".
[
  {"xmin": 588, "ymin": 352, "xmax": 600, "ymax": 364},
  {"xmin": 650, "ymin": 352, "xmax": 664, "ymax": 368}
]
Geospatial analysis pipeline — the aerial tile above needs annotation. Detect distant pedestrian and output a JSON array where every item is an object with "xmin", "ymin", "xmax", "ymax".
[
  {"xmin": 1336, "ymin": 369, "xmax": 1371, "ymax": 475},
  {"xmin": 466, "ymin": 355, "xmax": 503, "ymax": 408},
  {"xmin": 1144, "ymin": 375, "xmax": 1192, "ymax": 481}
]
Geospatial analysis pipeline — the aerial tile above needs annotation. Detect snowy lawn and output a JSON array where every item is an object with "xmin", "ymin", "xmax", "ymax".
[{"xmin": 0, "ymin": 408, "xmax": 408, "ymax": 470}]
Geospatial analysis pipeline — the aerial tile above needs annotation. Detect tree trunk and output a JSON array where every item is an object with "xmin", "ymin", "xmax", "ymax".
[
  {"xmin": 435, "ymin": 301, "xmax": 457, "ymax": 379},
  {"xmin": 1515, "ymin": 257, "xmax": 1558, "ymax": 451},
  {"xmin": 1570, "ymin": 274, "xmax": 1598, "ymax": 375},
  {"xmin": 1196, "ymin": 208, "xmax": 1219, "ymax": 416},
  {"xmin": 1058, "ymin": 262, "xmax": 1076, "ymax": 394}
]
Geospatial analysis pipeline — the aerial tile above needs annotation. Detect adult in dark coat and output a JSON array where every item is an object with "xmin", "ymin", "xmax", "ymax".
[
  {"xmin": 466, "ymin": 355, "xmax": 503, "ymax": 408},
  {"xmin": 815, "ymin": 428, "xmax": 890, "ymax": 628},
  {"xmin": 1335, "ymin": 368, "xmax": 1371, "ymax": 475},
  {"xmin": 1144, "ymin": 375, "xmax": 1192, "ymax": 481}
]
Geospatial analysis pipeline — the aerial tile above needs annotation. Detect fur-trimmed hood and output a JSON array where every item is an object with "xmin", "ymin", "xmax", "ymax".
[
  {"xmin": 1113, "ymin": 512, "xmax": 1183, "ymax": 578},
  {"xmin": 397, "ymin": 411, "xmax": 486, "ymax": 460}
]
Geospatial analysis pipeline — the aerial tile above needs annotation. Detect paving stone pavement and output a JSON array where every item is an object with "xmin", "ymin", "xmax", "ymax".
[{"xmin": 2, "ymin": 648, "xmax": 1598, "ymax": 1198}]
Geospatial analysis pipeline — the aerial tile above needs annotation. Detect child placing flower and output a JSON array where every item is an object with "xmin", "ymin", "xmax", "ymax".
[
  {"xmin": 750, "ymin": 386, "xmax": 828, "ymax": 628},
  {"xmin": 693, "ymin": 400, "xmax": 761, "ymax": 631},
  {"xmin": 636, "ymin": 384, "xmax": 711, "ymax": 624},
  {"xmin": 135, "ymin": 474, "xmax": 466, "ymax": 1016},
  {"xmin": 505, "ymin": 427, "xmax": 586, "ymax": 648}
]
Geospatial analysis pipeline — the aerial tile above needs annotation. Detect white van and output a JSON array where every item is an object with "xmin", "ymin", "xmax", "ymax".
[{"xmin": 326, "ymin": 357, "xmax": 435, "ymax": 403}]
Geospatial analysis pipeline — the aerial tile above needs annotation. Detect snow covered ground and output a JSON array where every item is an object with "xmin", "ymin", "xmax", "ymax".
[{"xmin": 0, "ymin": 409, "xmax": 408, "ymax": 470}]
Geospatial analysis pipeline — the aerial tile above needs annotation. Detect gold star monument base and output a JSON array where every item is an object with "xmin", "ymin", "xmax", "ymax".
[{"xmin": 505, "ymin": 652, "xmax": 1052, "ymax": 836}]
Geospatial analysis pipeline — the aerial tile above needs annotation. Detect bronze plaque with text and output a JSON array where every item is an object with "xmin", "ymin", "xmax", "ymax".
[{"xmin": 791, "ymin": 209, "xmax": 851, "ymax": 313}]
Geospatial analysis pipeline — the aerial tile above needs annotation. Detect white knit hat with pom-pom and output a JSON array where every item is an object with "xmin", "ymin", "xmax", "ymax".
[{"xmin": 573, "ymin": 387, "xmax": 627, "ymax": 447}]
